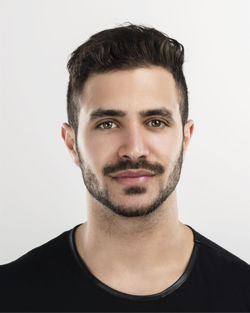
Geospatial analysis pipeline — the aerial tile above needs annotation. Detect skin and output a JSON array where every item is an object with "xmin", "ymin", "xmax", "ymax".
[{"xmin": 61, "ymin": 65, "xmax": 194, "ymax": 295}]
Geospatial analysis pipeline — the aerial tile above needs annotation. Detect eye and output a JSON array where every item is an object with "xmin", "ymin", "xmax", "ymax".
[
  {"xmin": 147, "ymin": 119, "xmax": 168, "ymax": 128},
  {"xmin": 96, "ymin": 119, "xmax": 168, "ymax": 130},
  {"xmin": 96, "ymin": 121, "xmax": 117, "ymax": 130}
]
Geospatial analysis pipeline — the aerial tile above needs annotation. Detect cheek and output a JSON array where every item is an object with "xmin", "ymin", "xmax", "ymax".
[
  {"xmin": 152, "ymin": 131, "xmax": 182, "ymax": 159},
  {"xmin": 80, "ymin": 132, "xmax": 111, "ymax": 169},
  {"xmin": 86, "ymin": 133, "xmax": 112, "ymax": 154}
]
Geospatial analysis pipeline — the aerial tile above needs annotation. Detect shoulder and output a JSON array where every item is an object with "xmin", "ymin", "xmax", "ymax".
[
  {"xmin": 190, "ymin": 225, "xmax": 250, "ymax": 284},
  {"xmin": 197, "ymin": 228, "xmax": 249, "ymax": 264},
  {"xmin": 0, "ymin": 226, "xmax": 81, "ymax": 311},
  {"xmin": 0, "ymin": 227, "xmax": 73, "ymax": 282}
]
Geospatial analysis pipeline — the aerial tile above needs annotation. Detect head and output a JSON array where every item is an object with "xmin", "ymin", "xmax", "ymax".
[{"xmin": 62, "ymin": 23, "xmax": 194, "ymax": 218}]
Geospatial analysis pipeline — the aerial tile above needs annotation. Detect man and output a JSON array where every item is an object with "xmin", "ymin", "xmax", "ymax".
[{"xmin": 1, "ymin": 23, "xmax": 250, "ymax": 312}]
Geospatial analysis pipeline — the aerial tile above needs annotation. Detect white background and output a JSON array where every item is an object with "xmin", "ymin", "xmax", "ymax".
[{"xmin": 0, "ymin": 0, "xmax": 249, "ymax": 264}]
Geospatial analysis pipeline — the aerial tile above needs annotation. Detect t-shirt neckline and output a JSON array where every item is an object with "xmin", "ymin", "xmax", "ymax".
[{"xmin": 69, "ymin": 223, "xmax": 200, "ymax": 302}]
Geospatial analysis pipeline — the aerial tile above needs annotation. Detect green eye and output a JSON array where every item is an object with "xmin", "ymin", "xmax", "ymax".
[
  {"xmin": 98, "ymin": 121, "xmax": 115, "ymax": 129},
  {"xmin": 148, "ymin": 120, "xmax": 167, "ymax": 128},
  {"xmin": 96, "ymin": 119, "xmax": 168, "ymax": 130}
]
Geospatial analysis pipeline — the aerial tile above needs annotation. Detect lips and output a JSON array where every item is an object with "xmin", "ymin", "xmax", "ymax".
[{"xmin": 111, "ymin": 170, "xmax": 155, "ymax": 178}]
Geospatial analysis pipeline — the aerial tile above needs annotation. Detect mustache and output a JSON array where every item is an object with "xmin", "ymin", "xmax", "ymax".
[{"xmin": 103, "ymin": 159, "xmax": 165, "ymax": 176}]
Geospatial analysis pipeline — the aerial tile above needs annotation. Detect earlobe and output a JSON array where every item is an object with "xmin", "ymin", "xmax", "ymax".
[{"xmin": 61, "ymin": 123, "xmax": 80, "ymax": 167}]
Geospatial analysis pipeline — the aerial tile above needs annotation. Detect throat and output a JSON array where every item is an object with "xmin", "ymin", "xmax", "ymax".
[{"xmin": 74, "ymin": 222, "xmax": 194, "ymax": 296}]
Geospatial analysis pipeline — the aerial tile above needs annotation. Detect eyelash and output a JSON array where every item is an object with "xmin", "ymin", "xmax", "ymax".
[{"xmin": 95, "ymin": 119, "xmax": 169, "ymax": 130}]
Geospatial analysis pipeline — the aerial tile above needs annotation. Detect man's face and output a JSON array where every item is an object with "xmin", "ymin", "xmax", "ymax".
[{"xmin": 66, "ymin": 66, "xmax": 192, "ymax": 217}]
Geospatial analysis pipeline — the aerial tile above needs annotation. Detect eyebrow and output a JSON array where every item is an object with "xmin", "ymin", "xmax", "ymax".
[{"xmin": 88, "ymin": 107, "xmax": 174, "ymax": 123}]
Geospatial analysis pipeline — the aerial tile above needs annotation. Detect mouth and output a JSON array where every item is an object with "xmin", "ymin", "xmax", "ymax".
[{"xmin": 112, "ymin": 175, "xmax": 155, "ymax": 185}]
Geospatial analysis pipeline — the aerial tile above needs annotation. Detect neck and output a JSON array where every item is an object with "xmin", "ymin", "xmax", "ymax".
[{"xmin": 75, "ymin": 191, "xmax": 192, "ymax": 273}]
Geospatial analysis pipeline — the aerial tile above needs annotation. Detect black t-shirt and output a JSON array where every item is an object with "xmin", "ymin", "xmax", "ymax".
[{"xmin": 0, "ymin": 224, "xmax": 250, "ymax": 312}]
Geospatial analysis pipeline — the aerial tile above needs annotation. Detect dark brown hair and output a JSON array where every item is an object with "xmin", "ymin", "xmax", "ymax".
[{"xmin": 67, "ymin": 23, "xmax": 188, "ymax": 136}]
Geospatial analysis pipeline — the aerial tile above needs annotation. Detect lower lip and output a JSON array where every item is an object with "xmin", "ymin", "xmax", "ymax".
[{"xmin": 112, "ymin": 175, "xmax": 155, "ymax": 185}]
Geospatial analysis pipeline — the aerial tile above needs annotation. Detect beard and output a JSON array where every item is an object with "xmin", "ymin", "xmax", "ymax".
[{"xmin": 76, "ymin": 143, "xmax": 184, "ymax": 218}]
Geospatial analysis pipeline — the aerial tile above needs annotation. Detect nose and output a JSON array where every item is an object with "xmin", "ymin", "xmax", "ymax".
[{"xmin": 117, "ymin": 122, "xmax": 150, "ymax": 161}]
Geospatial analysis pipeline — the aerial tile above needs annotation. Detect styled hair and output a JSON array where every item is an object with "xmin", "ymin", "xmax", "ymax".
[{"xmin": 67, "ymin": 23, "xmax": 188, "ymax": 136}]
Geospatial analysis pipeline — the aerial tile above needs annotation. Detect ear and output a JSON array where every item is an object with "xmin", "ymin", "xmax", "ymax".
[
  {"xmin": 61, "ymin": 123, "xmax": 80, "ymax": 167},
  {"xmin": 182, "ymin": 120, "xmax": 194, "ymax": 160}
]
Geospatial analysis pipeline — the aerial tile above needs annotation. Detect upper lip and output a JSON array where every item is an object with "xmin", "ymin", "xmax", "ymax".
[{"xmin": 111, "ymin": 170, "xmax": 155, "ymax": 178}]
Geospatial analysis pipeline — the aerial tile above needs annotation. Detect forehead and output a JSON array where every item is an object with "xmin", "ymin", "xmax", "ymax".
[{"xmin": 79, "ymin": 66, "xmax": 181, "ymax": 121}]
